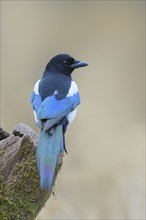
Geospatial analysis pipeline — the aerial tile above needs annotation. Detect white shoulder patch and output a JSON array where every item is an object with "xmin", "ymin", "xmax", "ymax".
[
  {"xmin": 67, "ymin": 81, "xmax": 78, "ymax": 97},
  {"xmin": 34, "ymin": 79, "xmax": 41, "ymax": 95}
]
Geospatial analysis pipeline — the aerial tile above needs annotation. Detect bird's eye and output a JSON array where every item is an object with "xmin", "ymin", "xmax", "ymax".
[{"xmin": 63, "ymin": 60, "xmax": 67, "ymax": 64}]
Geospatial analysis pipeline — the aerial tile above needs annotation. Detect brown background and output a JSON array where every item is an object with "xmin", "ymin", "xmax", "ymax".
[{"xmin": 1, "ymin": 1, "xmax": 145, "ymax": 219}]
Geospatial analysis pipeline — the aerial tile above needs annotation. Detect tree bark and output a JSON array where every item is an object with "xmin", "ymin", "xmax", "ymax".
[{"xmin": 0, "ymin": 123, "xmax": 64, "ymax": 220}]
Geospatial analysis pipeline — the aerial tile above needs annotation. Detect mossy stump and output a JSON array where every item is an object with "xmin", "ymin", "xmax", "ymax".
[{"xmin": 0, "ymin": 123, "xmax": 64, "ymax": 220}]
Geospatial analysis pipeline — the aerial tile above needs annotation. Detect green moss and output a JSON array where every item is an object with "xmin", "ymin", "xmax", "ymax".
[
  {"xmin": 0, "ymin": 137, "xmax": 51, "ymax": 220},
  {"xmin": 0, "ymin": 158, "xmax": 51, "ymax": 220},
  {"xmin": 0, "ymin": 135, "xmax": 64, "ymax": 220}
]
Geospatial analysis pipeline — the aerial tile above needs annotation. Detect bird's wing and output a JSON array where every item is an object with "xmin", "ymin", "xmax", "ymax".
[
  {"xmin": 30, "ymin": 79, "xmax": 80, "ymax": 130},
  {"xmin": 37, "ymin": 92, "xmax": 80, "ymax": 130},
  {"xmin": 30, "ymin": 91, "xmax": 42, "ymax": 112},
  {"xmin": 38, "ymin": 93, "xmax": 80, "ymax": 119}
]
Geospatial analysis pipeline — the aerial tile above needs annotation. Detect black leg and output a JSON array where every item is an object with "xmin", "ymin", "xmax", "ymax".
[
  {"xmin": 60, "ymin": 117, "xmax": 68, "ymax": 153},
  {"xmin": 63, "ymin": 133, "xmax": 67, "ymax": 153}
]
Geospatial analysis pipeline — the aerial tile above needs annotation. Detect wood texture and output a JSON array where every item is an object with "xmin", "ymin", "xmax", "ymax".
[{"xmin": 0, "ymin": 123, "xmax": 64, "ymax": 220}]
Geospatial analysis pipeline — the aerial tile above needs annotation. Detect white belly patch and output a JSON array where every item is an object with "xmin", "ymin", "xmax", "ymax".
[{"xmin": 67, "ymin": 108, "xmax": 77, "ymax": 125}]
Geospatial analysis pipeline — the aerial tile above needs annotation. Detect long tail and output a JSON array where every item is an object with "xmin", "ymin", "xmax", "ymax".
[{"xmin": 37, "ymin": 125, "xmax": 64, "ymax": 190}]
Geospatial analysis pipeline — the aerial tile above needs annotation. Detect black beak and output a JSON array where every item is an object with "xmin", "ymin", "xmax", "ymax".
[{"xmin": 70, "ymin": 60, "xmax": 88, "ymax": 69}]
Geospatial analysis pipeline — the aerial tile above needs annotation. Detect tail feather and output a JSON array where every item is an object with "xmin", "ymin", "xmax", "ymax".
[{"xmin": 37, "ymin": 125, "xmax": 64, "ymax": 190}]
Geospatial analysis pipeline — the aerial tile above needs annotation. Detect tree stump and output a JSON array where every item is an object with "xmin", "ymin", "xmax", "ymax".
[{"xmin": 0, "ymin": 123, "xmax": 64, "ymax": 220}]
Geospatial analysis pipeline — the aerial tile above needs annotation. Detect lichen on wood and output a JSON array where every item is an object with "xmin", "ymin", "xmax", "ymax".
[{"xmin": 0, "ymin": 123, "xmax": 64, "ymax": 220}]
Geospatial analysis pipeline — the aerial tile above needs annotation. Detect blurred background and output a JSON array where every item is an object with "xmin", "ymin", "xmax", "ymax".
[{"xmin": 1, "ymin": 1, "xmax": 145, "ymax": 219}]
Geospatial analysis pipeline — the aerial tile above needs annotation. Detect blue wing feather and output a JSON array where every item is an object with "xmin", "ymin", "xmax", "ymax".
[
  {"xmin": 30, "ymin": 91, "xmax": 42, "ymax": 112},
  {"xmin": 31, "ymin": 90, "xmax": 80, "ymax": 123},
  {"xmin": 37, "ymin": 92, "xmax": 80, "ymax": 119}
]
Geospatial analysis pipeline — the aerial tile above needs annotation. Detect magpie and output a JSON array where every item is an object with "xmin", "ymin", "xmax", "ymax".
[{"xmin": 30, "ymin": 53, "xmax": 88, "ymax": 190}]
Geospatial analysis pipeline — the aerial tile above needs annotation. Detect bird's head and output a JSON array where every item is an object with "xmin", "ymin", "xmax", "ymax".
[{"xmin": 45, "ymin": 54, "xmax": 88, "ymax": 76}]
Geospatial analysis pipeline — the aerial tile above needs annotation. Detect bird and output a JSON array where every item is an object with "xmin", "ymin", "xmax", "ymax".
[{"xmin": 30, "ymin": 53, "xmax": 88, "ymax": 190}]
